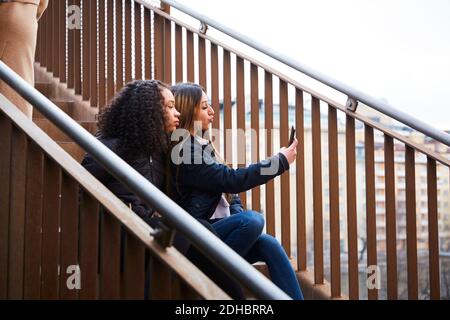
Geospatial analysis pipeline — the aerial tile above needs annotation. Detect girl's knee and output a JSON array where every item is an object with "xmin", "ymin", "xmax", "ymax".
[
  {"xmin": 234, "ymin": 211, "xmax": 264, "ymax": 237},
  {"xmin": 258, "ymin": 234, "xmax": 285, "ymax": 253},
  {"xmin": 244, "ymin": 211, "xmax": 265, "ymax": 235},
  {"xmin": 259, "ymin": 233, "xmax": 278, "ymax": 244}
]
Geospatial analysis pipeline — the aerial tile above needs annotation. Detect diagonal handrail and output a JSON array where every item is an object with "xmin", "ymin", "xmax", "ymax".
[
  {"xmin": 0, "ymin": 60, "xmax": 291, "ymax": 300},
  {"xmin": 158, "ymin": 0, "xmax": 450, "ymax": 147}
]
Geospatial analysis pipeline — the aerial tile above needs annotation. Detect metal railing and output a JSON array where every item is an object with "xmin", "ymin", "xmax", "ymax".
[{"xmin": 0, "ymin": 60, "xmax": 291, "ymax": 300}]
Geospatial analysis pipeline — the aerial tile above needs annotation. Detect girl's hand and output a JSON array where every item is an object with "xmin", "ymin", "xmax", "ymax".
[{"xmin": 279, "ymin": 137, "xmax": 298, "ymax": 165}]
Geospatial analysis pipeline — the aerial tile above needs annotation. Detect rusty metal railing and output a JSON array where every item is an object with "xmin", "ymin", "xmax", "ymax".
[{"xmin": 33, "ymin": 0, "xmax": 450, "ymax": 300}]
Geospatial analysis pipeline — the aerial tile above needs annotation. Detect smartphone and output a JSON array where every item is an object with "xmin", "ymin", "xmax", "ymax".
[{"xmin": 288, "ymin": 125, "xmax": 296, "ymax": 146}]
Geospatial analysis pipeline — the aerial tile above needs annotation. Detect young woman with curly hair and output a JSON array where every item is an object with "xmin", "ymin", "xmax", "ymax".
[
  {"xmin": 169, "ymin": 82, "xmax": 304, "ymax": 300},
  {"xmin": 82, "ymin": 79, "xmax": 179, "ymax": 221},
  {"xmin": 81, "ymin": 79, "xmax": 248, "ymax": 299}
]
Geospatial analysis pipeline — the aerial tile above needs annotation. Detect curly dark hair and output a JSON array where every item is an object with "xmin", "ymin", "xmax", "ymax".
[{"xmin": 97, "ymin": 79, "xmax": 170, "ymax": 159}]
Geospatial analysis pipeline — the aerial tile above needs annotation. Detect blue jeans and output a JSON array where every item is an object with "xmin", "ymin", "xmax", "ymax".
[
  {"xmin": 211, "ymin": 211, "xmax": 304, "ymax": 300},
  {"xmin": 211, "ymin": 211, "xmax": 265, "ymax": 256}
]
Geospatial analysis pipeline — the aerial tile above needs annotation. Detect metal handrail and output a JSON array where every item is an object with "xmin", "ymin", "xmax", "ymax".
[
  {"xmin": 160, "ymin": 0, "xmax": 450, "ymax": 147},
  {"xmin": 0, "ymin": 61, "xmax": 291, "ymax": 300}
]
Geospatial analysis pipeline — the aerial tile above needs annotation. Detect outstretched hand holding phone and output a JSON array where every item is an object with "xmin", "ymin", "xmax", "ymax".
[
  {"xmin": 280, "ymin": 126, "xmax": 298, "ymax": 165},
  {"xmin": 288, "ymin": 126, "xmax": 296, "ymax": 146}
]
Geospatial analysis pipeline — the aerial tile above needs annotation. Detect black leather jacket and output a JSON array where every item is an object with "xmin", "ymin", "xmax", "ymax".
[
  {"xmin": 81, "ymin": 137, "xmax": 165, "ymax": 222},
  {"xmin": 170, "ymin": 135, "xmax": 289, "ymax": 221}
]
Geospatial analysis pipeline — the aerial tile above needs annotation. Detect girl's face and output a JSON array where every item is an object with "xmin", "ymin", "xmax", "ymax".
[
  {"xmin": 161, "ymin": 88, "xmax": 180, "ymax": 133},
  {"xmin": 194, "ymin": 91, "xmax": 214, "ymax": 132}
]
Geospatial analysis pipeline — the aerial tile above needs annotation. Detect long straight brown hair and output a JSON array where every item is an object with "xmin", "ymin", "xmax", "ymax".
[
  {"xmin": 168, "ymin": 83, "xmax": 232, "ymax": 202},
  {"xmin": 166, "ymin": 83, "xmax": 203, "ymax": 196},
  {"xmin": 171, "ymin": 82, "xmax": 220, "ymax": 151},
  {"xmin": 171, "ymin": 82, "xmax": 204, "ymax": 134}
]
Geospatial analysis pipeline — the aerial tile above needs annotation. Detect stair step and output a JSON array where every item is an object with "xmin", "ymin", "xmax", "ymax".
[
  {"xmin": 34, "ymin": 65, "xmax": 99, "ymax": 123},
  {"xmin": 34, "ymin": 82, "xmax": 54, "ymax": 98},
  {"xmin": 34, "ymin": 118, "xmax": 97, "ymax": 142},
  {"xmin": 58, "ymin": 142, "xmax": 86, "ymax": 163},
  {"xmin": 33, "ymin": 100, "xmax": 76, "ymax": 119}
]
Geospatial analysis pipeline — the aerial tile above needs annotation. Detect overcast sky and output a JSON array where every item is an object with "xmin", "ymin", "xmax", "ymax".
[{"xmin": 173, "ymin": 0, "xmax": 450, "ymax": 130}]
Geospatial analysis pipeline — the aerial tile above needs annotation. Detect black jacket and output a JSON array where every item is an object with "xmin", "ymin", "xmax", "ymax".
[
  {"xmin": 170, "ymin": 135, "xmax": 290, "ymax": 220},
  {"xmin": 81, "ymin": 136, "xmax": 220, "ymax": 254},
  {"xmin": 81, "ymin": 137, "xmax": 165, "ymax": 222}
]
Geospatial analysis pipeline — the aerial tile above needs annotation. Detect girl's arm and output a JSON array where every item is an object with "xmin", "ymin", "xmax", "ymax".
[{"xmin": 178, "ymin": 142, "xmax": 289, "ymax": 194}]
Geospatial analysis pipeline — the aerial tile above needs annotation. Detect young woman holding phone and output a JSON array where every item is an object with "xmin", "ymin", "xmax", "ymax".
[{"xmin": 169, "ymin": 82, "xmax": 303, "ymax": 300}]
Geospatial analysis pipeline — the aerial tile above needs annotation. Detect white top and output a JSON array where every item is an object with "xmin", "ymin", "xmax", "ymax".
[
  {"xmin": 211, "ymin": 194, "xmax": 231, "ymax": 219},
  {"xmin": 193, "ymin": 136, "xmax": 231, "ymax": 220}
]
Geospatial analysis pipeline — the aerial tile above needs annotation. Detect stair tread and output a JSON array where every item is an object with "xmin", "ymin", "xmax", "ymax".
[
  {"xmin": 34, "ymin": 82, "xmax": 53, "ymax": 96},
  {"xmin": 33, "ymin": 100, "xmax": 76, "ymax": 119},
  {"xmin": 34, "ymin": 81, "xmax": 52, "ymax": 86},
  {"xmin": 34, "ymin": 118, "xmax": 97, "ymax": 142},
  {"xmin": 34, "ymin": 118, "xmax": 97, "ymax": 125}
]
